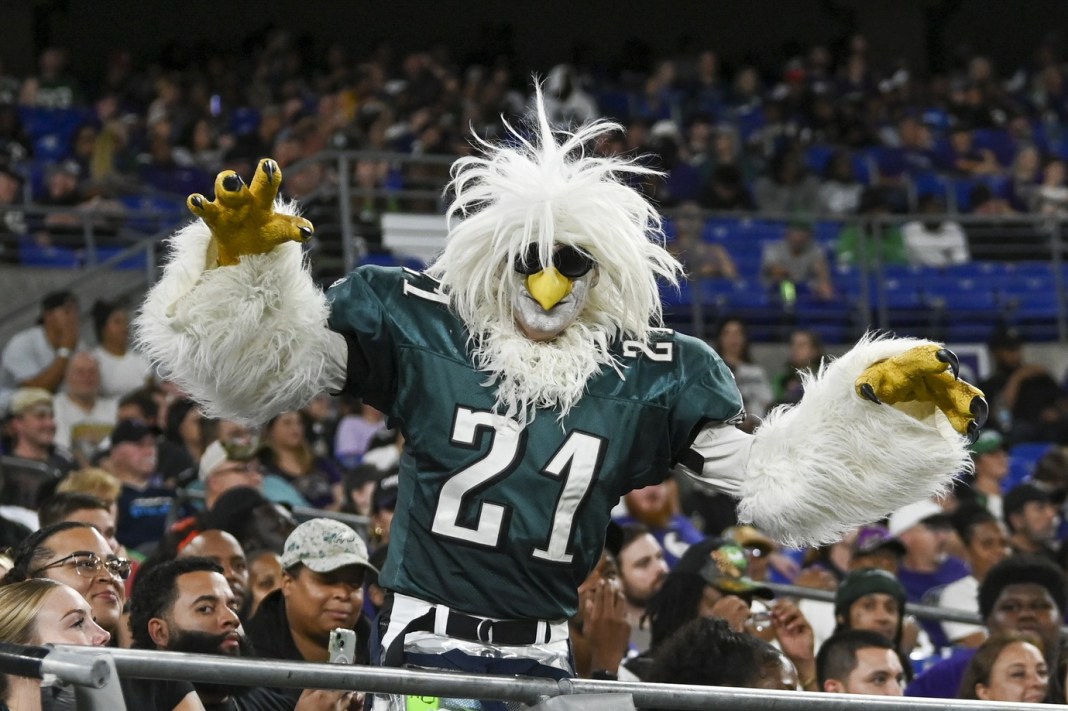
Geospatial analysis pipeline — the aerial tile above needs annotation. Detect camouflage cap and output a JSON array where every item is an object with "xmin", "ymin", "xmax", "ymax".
[{"xmin": 281, "ymin": 518, "xmax": 378, "ymax": 574}]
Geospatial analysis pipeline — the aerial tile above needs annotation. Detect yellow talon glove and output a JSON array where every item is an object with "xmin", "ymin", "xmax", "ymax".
[
  {"xmin": 188, "ymin": 158, "xmax": 314, "ymax": 267},
  {"xmin": 855, "ymin": 344, "xmax": 989, "ymax": 440}
]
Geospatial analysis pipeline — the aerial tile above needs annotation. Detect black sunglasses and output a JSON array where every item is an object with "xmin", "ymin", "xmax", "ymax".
[{"xmin": 513, "ymin": 244, "xmax": 595, "ymax": 278}]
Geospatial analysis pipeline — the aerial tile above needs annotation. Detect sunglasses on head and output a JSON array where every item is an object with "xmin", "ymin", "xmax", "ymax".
[{"xmin": 513, "ymin": 244, "xmax": 595, "ymax": 278}]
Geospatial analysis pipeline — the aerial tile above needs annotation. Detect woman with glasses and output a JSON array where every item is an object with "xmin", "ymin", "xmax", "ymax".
[
  {"xmin": 0, "ymin": 578, "xmax": 111, "ymax": 711},
  {"xmin": 2, "ymin": 522, "xmax": 205, "ymax": 710},
  {"xmin": 2, "ymin": 521, "xmax": 128, "ymax": 638}
]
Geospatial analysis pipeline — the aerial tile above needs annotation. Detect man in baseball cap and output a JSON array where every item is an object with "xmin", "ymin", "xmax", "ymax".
[
  {"xmin": 888, "ymin": 500, "xmax": 969, "ymax": 650},
  {"xmin": 244, "ymin": 517, "xmax": 376, "ymax": 687}
]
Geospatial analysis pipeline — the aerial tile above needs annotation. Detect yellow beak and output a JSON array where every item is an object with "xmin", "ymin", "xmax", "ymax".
[{"xmin": 526, "ymin": 266, "xmax": 573, "ymax": 310}]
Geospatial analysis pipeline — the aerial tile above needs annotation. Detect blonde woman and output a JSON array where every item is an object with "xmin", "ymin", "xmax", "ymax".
[{"xmin": 0, "ymin": 579, "xmax": 110, "ymax": 711}]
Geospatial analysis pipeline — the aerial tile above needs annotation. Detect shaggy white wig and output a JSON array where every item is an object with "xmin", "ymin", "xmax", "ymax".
[{"xmin": 427, "ymin": 85, "xmax": 683, "ymax": 422}]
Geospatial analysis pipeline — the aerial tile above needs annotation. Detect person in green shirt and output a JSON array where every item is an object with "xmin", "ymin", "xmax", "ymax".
[{"xmin": 836, "ymin": 188, "xmax": 908, "ymax": 268}]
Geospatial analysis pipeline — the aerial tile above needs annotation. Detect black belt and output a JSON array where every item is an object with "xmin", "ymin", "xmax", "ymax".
[{"xmin": 408, "ymin": 607, "xmax": 551, "ymax": 646}]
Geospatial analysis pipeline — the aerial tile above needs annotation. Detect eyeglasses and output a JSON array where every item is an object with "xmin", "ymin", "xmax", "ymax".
[
  {"xmin": 513, "ymin": 244, "xmax": 595, "ymax": 278},
  {"xmin": 32, "ymin": 551, "xmax": 131, "ymax": 581}
]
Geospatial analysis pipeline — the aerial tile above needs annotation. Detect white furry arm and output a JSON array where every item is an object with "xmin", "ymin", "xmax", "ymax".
[
  {"xmin": 735, "ymin": 335, "xmax": 971, "ymax": 547},
  {"xmin": 135, "ymin": 215, "xmax": 347, "ymax": 424}
]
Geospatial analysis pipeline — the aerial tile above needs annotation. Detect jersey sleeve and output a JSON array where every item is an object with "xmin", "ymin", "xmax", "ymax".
[
  {"xmin": 668, "ymin": 336, "xmax": 745, "ymax": 460},
  {"xmin": 326, "ymin": 266, "xmax": 400, "ymax": 412}
]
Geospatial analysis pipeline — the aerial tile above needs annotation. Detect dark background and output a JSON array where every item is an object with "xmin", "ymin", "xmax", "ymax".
[{"xmin": 2, "ymin": 0, "xmax": 1065, "ymax": 80}]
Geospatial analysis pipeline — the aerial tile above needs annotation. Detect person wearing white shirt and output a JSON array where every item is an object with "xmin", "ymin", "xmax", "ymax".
[
  {"xmin": 52, "ymin": 352, "xmax": 118, "ymax": 464},
  {"xmin": 938, "ymin": 504, "xmax": 1010, "ymax": 647},
  {"xmin": 90, "ymin": 300, "xmax": 152, "ymax": 399},
  {"xmin": 902, "ymin": 195, "xmax": 970, "ymax": 267}
]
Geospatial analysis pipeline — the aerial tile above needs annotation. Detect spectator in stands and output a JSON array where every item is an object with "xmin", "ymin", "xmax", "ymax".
[
  {"xmin": 368, "ymin": 469, "xmax": 397, "ymax": 551},
  {"xmin": 643, "ymin": 617, "xmax": 799, "ymax": 694},
  {"xmin": 636, "ymin": 538, "xmax": 819, "ymax": 689},
  {"xmin": 817, "ymin": 630, "xmax": 905, "ymax": 695},
  {"xmin": 944, "ymin": 122, "xmax": 1001, "ymax": 177},
  {"xmin": 752, "ymin": 145, "xmax": 822, "ymax": 214},
  {"xmin": 760, "ymin": 220, "xmax": 834, "ymax": 300},
  {"xmin": 667, "ymin": 201, "xmax": 738, "ymax": 279},
  {"xmin": 1004, "ymin": 483, "xmax": 1059, "ymax": 560},
  {"xmin": 244, "ymin": 518, "xmax": 373, "ymax": 703},
  {"xmin": 699, "ymin": 163, "xmax": 757, "ymax": 212},
  {"xmin": 0, "ymin": 290, "xmax": 80, "ymax": 402},
  {"xmin": 2, "ymin": 521, "xmax": 128, "ymax": 639},
  {"xmin": 1008, "ymin": 144, "xmax": 1042, "ymax": 211},
  {"xmin": 970, "ymin": 183, "xmax": 1017, "ymax": 216},
  {"xmin": 1033, "ymin": 157, "xmax": 1068, "ymax": 216},
  {"xmin": 37, "ymin": 491, "xmax": 121, "ymax": 554},
  {"xmin": 962, "ymin": 429, "xmax": 1009, "ymax": 518},
  {"xmin": 202, "ymin": 486, "xmax": 297, "ymax": 557},
  {"xmin": 907, "ymin": 554, "xmax": 1066, "ymax": 699},
  {"xmin": 617, "ymin": 522, "xmax": 669, "ymax": 653},
  {"xmin": 1, "ymin": 387, "xmax": 75, "ymax": 515},
  {"xmin": 160, "ymin": 397, "xmax": 202, "ymax": 484},
  {"xmin": 340, "ymin": 463, "xmax": 381, "ymax": 518},
  {"xmin": 52, "ymin": 351, "xmax": 117, "ymax": 464},
  {"xmin": 939, "ymin": 504, "xmax": 1010, "ymax": 647},
  {"xmin": 90, "ymin": 299, "xmax": 151, "ymax": 399},
  {"xmin": 902, "ymin": 193, "xmax": 970, "ymax": 267},
  {"xmin": 18, "ymin": 46, "xmax": 83, "ymax": 109},
  {"xmin": 615, "ymin": 475, "xmax": 702, "ymax": 568},
  {"xmin": 248, "ymin": 549, "xmax": 283, "ymax": 618},
  {"xmin": 888, "ymin": 499, "xmax": 969, "ymax": 650},
  {"xmin": 835, "ymin": 188, "xmax": 907, "ymax": 268},
  {"xmin": 540, "ymin": 64, "xmax": 598, "ymax": 128},
  {"xmin": 713, "ymin": 318, "xmax": 772, "ymax": 430},
  {"xmin": 177, "ymin": 529, "xmax": 251, "ymax": 619},
  {"xmin": 772, "ymin": 328, "xmax": 825, "ymax": 405},
  {"xmin": 260, "ymin": 410, "xmax": 342, "ymax": 509},
  {"xmin": 54, "ymin": 465, "xmax": 121, "ymax": 505},
  {"xmin": 104, "ymin": 418, "xmax": 175, "ymax": 553},
  {"xmin": 0, "ymin": 579, "xmax": 111, "ymax": 711},
  {"xmin": 0, "ymin": 164, "xmax": 27, "ymax": 264},
  {"xmin": 333, "ymin": 397, "xmax": 386, "ymax": 469},
  {"xmin": 818, "ymin": 150, "xmax": 863, "ymax": 215},
  {"xmin": 130, "ymin": 557, "xmax": 353, "ymax": 711},
  {"xmin": 570, "ymin": 531, "xmax": 630, "ymax": 680},
  {"xmin": 832, "ymin": 568, "xmax": 908, "ymax": 651},
  {"xmin": 959, "ymin": 632, "xmax": 1049, "ymax": 703},
  {"xmin": 722, "ymin": 524, "xmax": 788, "ymax": 583},
  {"xmin": 980, "ymin": 327, "xmax": 1068, "ymax": 443}
]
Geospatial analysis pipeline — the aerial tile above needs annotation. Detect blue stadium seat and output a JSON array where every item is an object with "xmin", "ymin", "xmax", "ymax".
[
  {"xmin": 971, "ymin": 128, "xmax": 1016, "ymax": 166},
  {"xmin": 230, "ymin": 107, "xmax": 261, "ymax": 136},
  {"xmin": 18, "ymin": 236, "xmax": 81, "ymax": 268},
  {"xmin": 1003, "ymin": 442, "xmax": 1055, "ymax": 493},
  {"xmin": 804, "ymin": 145, "xmax": 835, "ymax": 174},
  {"xmin": 911, "ymin": 172, "xmax": 949, "ymax": 202}
]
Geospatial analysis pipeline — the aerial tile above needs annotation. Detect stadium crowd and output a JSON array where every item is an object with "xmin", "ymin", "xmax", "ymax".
[{"xmin": 2, "ymin": 28, "xmax": 1068, "ymax": 711}]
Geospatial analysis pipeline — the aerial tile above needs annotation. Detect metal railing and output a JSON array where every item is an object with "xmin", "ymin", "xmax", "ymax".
[{"xmin": 28, "ymin": 644, "xmax": 1042, "ymax": 710}]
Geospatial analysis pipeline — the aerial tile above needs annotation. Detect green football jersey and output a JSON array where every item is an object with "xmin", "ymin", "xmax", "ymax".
[{"xmin": 327, "ymin": 266, "xmax": 743, "ymax": 620}]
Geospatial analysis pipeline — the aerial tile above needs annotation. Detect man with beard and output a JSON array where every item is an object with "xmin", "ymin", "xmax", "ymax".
[
  {"xmin": 178, "ymin": 529, "xmax": 251, "ymax": 620},
  {"xmin": 616, "ymin": 523, "xmax": 669, "ymax": 652},
  {"xmin": 130, "ymin": 556, "xmax": 359, "ymax": 710},
  {"xmin": 614, "ymin": 475, "xmax": 702, "ymax": 567}
]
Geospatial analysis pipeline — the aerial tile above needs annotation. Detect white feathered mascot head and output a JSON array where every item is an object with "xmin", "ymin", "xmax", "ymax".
[{"xmin": 427, "ymin": 85, "xmax": 683, "ymax": 424}]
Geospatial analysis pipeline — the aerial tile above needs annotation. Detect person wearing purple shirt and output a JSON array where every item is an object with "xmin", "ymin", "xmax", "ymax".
[
  {"xmin": 888, "ymin": 499, "xmax": 970, "ymax": 650},
  {"xmin": 906, "ymin": 555, "xmax": 1066, "ymax": 700}
]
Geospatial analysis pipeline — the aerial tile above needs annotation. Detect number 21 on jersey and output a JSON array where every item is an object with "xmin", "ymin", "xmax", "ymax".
[{"xmin": 431, "ymin": 407, "xmax": 604, "ymax": 564}]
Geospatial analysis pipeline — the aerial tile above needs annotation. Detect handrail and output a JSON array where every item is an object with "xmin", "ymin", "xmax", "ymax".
[
  {"xmin": 0, "ymin": 642, "xmax": 110, "ymax": 688},
  {"xmin": 48, "ymin": 645, "xmax": 1051, "ymax": 710},
  {"xmin": 176, "ymin": 487, "xmax": 371, "ymax": 527}
]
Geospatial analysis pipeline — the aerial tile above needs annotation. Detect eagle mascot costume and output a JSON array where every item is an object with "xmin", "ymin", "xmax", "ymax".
[{"xmin": 137, "ymin": 87, "xmax": 985, "ymax": 693}]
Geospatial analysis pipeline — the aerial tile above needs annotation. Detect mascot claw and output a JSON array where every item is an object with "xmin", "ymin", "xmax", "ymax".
[
  {"xmin": 855, "ymin": 344, "xmax": 987, "ymax": 441},
  {"xmin": 189, "ymin": 158, "xmax": 314, "ymax": 267}
]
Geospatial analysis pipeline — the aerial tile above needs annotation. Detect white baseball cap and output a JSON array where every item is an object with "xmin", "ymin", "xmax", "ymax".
[{"xmin": 887, "ymin": 499, "xmax": 949, "ymax": 537}]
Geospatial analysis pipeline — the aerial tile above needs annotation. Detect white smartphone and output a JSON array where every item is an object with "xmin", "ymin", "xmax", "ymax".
[{"xmin": 328, "ymin": 627, "xmax": 356, "ymax": 665}]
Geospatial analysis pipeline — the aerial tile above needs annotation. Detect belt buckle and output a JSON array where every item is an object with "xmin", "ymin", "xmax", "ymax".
[{"xmin": 476, "ymin": 618, "xmax": 493, "ymax": 643}]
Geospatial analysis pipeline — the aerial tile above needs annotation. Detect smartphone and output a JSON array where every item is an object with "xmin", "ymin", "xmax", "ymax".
[{"xmin": 328, "ymin": 628, "xmax": 356, "ymax": 665}]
